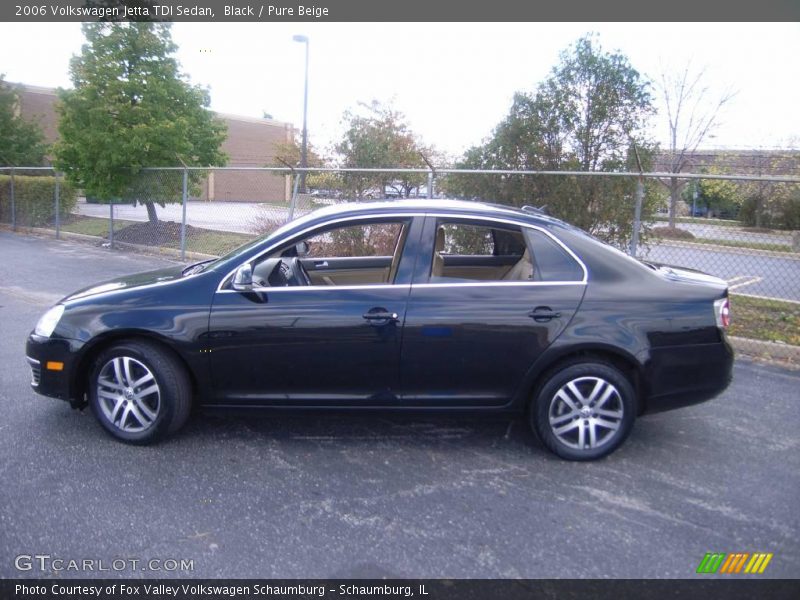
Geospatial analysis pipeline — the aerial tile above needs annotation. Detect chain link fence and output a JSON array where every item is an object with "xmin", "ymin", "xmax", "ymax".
[{"xmin": 1, "ymin": 165, "xmax": 798, "ymax": 357}]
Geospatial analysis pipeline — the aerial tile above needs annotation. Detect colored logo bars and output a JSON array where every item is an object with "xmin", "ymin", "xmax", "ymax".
[{"xmin": 696, "ymin": 552, "xmax": 773, "ymax": 574}]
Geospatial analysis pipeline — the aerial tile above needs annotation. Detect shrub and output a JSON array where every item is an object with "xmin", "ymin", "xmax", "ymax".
[
  {"xmin": 651, "ymin": 226, "xmax": 695, "ymax": 240},
  {"xmin": 780, "ymin": 196, "xmax": 800, "ymax": 231},
  {"xmin": 0, "ymin": 174, "xmax": 77, "ymax": 227},
  {"xmin": 248, "ymin": 204, "xmax": 285, "ymax": 236},
  {"xmin": 739, "ymin": 186, "xmax": 800, "ymax": 231}
]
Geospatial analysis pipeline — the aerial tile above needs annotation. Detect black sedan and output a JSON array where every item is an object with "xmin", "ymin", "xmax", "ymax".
[{"xmin": 26, "ymin": 200, "xmax": 733, "ymax": 460}]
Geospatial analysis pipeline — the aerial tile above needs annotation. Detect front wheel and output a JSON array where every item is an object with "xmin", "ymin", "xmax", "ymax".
[
  {"xmin": 530, "ymin": 361, "xmax": 636, "ymax": 461},
  {"xmin": 89, "ymin": 340, "xmax": 192, "ymax": 444}
]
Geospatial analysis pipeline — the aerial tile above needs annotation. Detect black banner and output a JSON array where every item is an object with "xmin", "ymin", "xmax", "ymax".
[
  {"xmin": 2, "ymin": 580, "xmax": 800, "ymax": 600},
  {"xmin": 2, "ymin": 0, "xmax": 800, "ymax": 22}
]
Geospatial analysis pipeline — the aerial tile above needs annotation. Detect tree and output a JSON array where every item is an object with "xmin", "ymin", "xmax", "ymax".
[
  {"xmin": 334, "ymin": 100, "xmax": 429, "ymax": 199},
  {"xmin": 657, "ymin": 63, "xmax": 735, "ymax": 227},
  {"xmin": 271, "ymin": 137, "xmax": 336, "ymax": 193},
  {"xmin": 446, "ymin": 35, "xmax": 658, "ymax": 248},
  {"xmin": 687, "ymin": 172, "xmax": 743, "ymax": 219},
  {"xmin": 0, "ymin": 75, "xmax": 48, "ymax": 166},
  {"xmin": 55, "ymin": 22, "xmax": 227, "ymax": 224},
  {"xmin": 736, "ymin": 151, "xmax": 800, "ymax": 229},
  {"xmin": 272, "ymin": 137, "xmax": 324, "ymax": 170}
]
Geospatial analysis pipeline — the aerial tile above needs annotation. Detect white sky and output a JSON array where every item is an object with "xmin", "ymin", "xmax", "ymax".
[{"xmin": 1, "ymin": 22, "xmax": 798, "ymax": 160}]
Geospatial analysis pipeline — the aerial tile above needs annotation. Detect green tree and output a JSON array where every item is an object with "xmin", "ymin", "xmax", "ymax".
[
  {"xmin": 445, "ymin": 35, "xmax": 657, "ymax": 248},
  {"xmin": 686, "ymin": 172, "xmax": 743, "ymax": 219},
  {"xmin": 737, "ymin": 152, "xmax": 800, "ymax": 229},
  {"xmin": 271, "ymin": 137, "xmax": 341, "ymax": 195},
  {"xmin": 335, "ymin": 100, "xmax": 429, "ymax": 199},
  {"xmin": 0, "ymin": 75, "xmax": 48, "ymax": 166},
  {"xmin": 55, "ymin": 22, "xmax": 227, "ymax": 224}
]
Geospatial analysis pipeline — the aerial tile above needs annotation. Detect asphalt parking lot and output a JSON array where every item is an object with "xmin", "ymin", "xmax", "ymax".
[{"xmin": 0, "ymin": 231, "xmax": 798, "ymax": 579}]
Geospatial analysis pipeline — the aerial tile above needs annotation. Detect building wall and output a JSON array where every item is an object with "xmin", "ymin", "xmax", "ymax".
[
  {"xmin": 11, "ymin": 83, "xmax": 293, "ymax": 203},
  {"xmin": 654, "ymin": 149, "xmax": 800, "ymax": 176},
  {"xmin": 202, "ymin": 113, "xmax": 293, "ymax": 203},
  {"xmin": 14, "ymin": 84, "xmax": 60, "ymax": 146}
]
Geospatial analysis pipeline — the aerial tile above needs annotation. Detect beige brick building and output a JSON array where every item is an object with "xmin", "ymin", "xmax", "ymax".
[{"xmin": 12, "ymin": 82, "xmax": 293, "ymax": 203}]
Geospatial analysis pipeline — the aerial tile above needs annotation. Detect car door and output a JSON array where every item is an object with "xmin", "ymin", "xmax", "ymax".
[
  {"xmin": 399, "ymin": 215, "xmax": 587, "ymax": 407},
  {"xmin": 208, "ymin": 216, "xmax": 422, "ymax": 406}
]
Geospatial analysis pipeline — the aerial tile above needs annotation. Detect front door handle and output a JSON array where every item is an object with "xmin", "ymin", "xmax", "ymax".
[
  {"xmin": 363, "ymin": 308, "xmax": 399, "ymax": 324},
  {"xmin": 529, "ymin": 306, "xmax": 561, "ymax": 322}
]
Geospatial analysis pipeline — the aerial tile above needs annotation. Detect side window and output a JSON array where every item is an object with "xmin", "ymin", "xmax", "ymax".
[
  {"xmin": 428, "ymin": 220, "xmax": 584, "ymax": 284},
  {"xmin": 254, "ymin": 220, "xmax": 410, "ymax": 287},
  {"xmin": 439, "ymin": 224, "xmax": 495, "ymax": 255},
  {"xmin": 302, "ymin": 222, "xmax": 404, "ymax": 258},
  {"xmin": 431, "ymin": 221, "xmax": 530, "ymax": 282},
  {"xmin": 524, "ymin": 229, "xmax": 584, "ymax": 282}
]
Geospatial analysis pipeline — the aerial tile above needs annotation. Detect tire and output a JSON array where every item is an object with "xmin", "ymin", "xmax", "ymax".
[
  {"xmin": 88, "ymin": 340, "xmax": 192, "ymax": 444},
  {"xmin": 530, "ymin": 360, "xmax": 636, "ymax": 461}
]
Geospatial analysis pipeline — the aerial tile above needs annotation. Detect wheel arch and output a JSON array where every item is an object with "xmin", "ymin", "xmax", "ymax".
[
  {"xmin": 71, "ymin": 330, "xmax": 198, "ymax": 409},
  {"xmin": 517, "ymin": 344, "xmax": 646, "ymax": 415}
]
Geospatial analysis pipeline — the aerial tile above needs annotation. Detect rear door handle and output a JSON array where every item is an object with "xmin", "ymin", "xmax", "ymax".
[
  {"xmin": 315, "ymin": 260, "xmax": 329, "ymax": 268},
  {"xmin": 363, "ymin": 311, "xmax": 399, "ymax": 321},
  {"xmin": 363, "ymin": 307, "xmax": 399, "ymax": 325},
  {"xmin": 529, "ymin": 306, "xmax": 561, "ymax": 322}
]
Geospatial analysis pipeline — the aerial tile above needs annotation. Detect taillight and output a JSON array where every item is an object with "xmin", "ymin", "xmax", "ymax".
[{"xmin": 714, "ymin": 297, "xmax": 731, "ymax": 329}]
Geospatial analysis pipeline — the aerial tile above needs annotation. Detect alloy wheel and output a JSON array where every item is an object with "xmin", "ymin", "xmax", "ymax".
[
  {"xmin": 548, "ymin": 376, "xmax": 624, "ymax": 450},
  {"xmin": 96, "ymin": 356, "xmax": 161, "ymax": 433}
]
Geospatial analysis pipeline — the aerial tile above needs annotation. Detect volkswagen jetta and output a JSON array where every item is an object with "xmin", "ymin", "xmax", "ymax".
[{"xmin": 26, "ymin": 200, "xmax": 733, "ymax": 460}]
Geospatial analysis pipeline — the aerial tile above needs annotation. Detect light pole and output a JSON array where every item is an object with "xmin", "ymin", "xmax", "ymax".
[{"xmin": 293, "ymin": 34, "xmax": 309, "ymax": 194}]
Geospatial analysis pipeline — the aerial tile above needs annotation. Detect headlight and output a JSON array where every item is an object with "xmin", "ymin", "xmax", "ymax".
[{"xmin": 34, "ymin": 305, "xmax": 65, "ymax": 338}]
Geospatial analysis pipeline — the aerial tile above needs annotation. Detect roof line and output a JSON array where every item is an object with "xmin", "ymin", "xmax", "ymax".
[{"xmin": 7, "ymin": 81, "xmax": 293, "ymax": 128}]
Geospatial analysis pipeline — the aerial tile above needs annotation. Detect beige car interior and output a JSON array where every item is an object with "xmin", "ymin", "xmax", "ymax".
[
  {"xmin": 502, "ymin": 248, "xmax": 533, "ymax": 281},
  {"xmin": 303, "ymin": 222, "xmax": 409, "ymax": 286},
  {"xmin": 431, "ymin": 226, "xmax": 446, "ymax": 277},
  {"xmin": 431, "ymin": 226, "xmax": 534, "ymax": 282}
]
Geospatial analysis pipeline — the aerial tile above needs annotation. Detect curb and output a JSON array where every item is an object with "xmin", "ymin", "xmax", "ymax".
[
  {"xmin": 0, "ymin": 223, "xmax": 219, "ymax": 262},
  {"xmin": 729, "ymin": 336, "xmax": 800, "ymax": 363},
  {"xmin": 653, "ymin": 239, "xmax": 800, "ymax": 260}
]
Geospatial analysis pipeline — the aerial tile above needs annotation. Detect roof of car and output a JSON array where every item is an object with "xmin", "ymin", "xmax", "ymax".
[{"xmin": 306, "ymin": 198, "xmax": 562, "ymax": 227}]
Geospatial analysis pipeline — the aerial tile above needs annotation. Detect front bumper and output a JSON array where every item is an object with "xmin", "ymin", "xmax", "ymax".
[
  {"xmin": 25, "ymin": 334, "xmax": 84, "ymax": 404},
  {"xmin": 641, "ymin": 338, "xmax": 734, "ymax": 414}
]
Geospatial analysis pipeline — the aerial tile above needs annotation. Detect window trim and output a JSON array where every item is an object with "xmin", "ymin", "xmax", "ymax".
[
  {"xmin": 216, "ymin": 212, "xmax": 588, "ymax": 293},
  {"xmin": 417, "ymin": 214, "xmax": 587, "ymax": 287}
]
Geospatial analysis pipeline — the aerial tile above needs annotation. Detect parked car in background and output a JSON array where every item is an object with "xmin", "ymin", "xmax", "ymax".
[{"xmin": 26, "ymin": 200, "xmax": 733, "ymax": 460}]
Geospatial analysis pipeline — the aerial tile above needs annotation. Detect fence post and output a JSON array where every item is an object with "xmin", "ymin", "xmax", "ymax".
[
  {"xmin": 427, "ymin": 171, "xmax": 435, "ymax": 200},
  {"xmin": 10, "ymin": 167, "xmax": 16, "ymax": 231},
  {"xmin": 288, "ymin": 172, "xmax": 300, "ymax": 222},
  {"xmin": 630, "ymin": 177, "xmax": 644, "ymax": 257},
  {"xmin": 180, "ymin": 167, "xmax": 188, "ymax": 261},
  {"xmin": 54, "ymin": 172, "xmax": 61, "ymax": 240},
  {"xmin": 109, "ymin": 201, "xmax": 114, "ymax": 249}
]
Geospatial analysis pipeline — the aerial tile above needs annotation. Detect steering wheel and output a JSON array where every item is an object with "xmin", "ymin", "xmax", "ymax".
[{"xmin": 286, "ymin": 257, "xmax": 312, "ymax": 286}]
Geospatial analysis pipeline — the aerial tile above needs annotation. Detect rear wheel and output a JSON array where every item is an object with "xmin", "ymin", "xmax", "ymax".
[
  {"xmin": 89, "ymin": 340, "xmax": 192, "ymax": 444},
  {"xmin": 530, "ymin": 360, "xmax": 635, "ymax": 460}
]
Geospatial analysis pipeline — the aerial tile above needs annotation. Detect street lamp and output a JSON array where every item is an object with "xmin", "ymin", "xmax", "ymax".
[{"xmin": 293, "ymin": 34, "xmax": 309, "ymax": 194}]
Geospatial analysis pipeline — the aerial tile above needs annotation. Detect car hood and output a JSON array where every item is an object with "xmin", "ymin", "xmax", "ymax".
[
  {"xmin": 642, "ymin": 261, "xmax": 728, "ymax": 292},
  {"xmin": 61, "ymin": 265, "xmax": 186, "ymax": 303}
]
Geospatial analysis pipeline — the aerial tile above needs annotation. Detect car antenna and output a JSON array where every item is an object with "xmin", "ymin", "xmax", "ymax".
[{"xmin": 522, "ymin": 205, "xmax": 548, "ymax": 215}]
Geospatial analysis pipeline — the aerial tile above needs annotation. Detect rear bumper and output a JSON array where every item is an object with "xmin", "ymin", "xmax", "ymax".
[
  {"xmin": 640, "ymin": 338, "xmax": 734, "ymax": 414},
  {"xmin": 25, "ymin": 333, "xmax": 83, "ymax": 404}
]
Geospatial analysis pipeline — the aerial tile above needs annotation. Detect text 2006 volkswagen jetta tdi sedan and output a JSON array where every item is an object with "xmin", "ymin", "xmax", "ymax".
[{"xmin": 26, "ymin": 200, "xmax": 733, "ymax": 460}]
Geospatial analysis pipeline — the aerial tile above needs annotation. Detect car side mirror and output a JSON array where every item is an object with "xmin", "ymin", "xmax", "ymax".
[{"xmin": 232, "ymin": 263, "xmax": 253, "ymax": 291}]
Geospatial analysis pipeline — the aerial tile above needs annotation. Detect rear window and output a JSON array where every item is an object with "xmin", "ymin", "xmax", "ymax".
[{"xmin": 525, "ymin": 230, "xmax": 584, "ymax": 282}]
